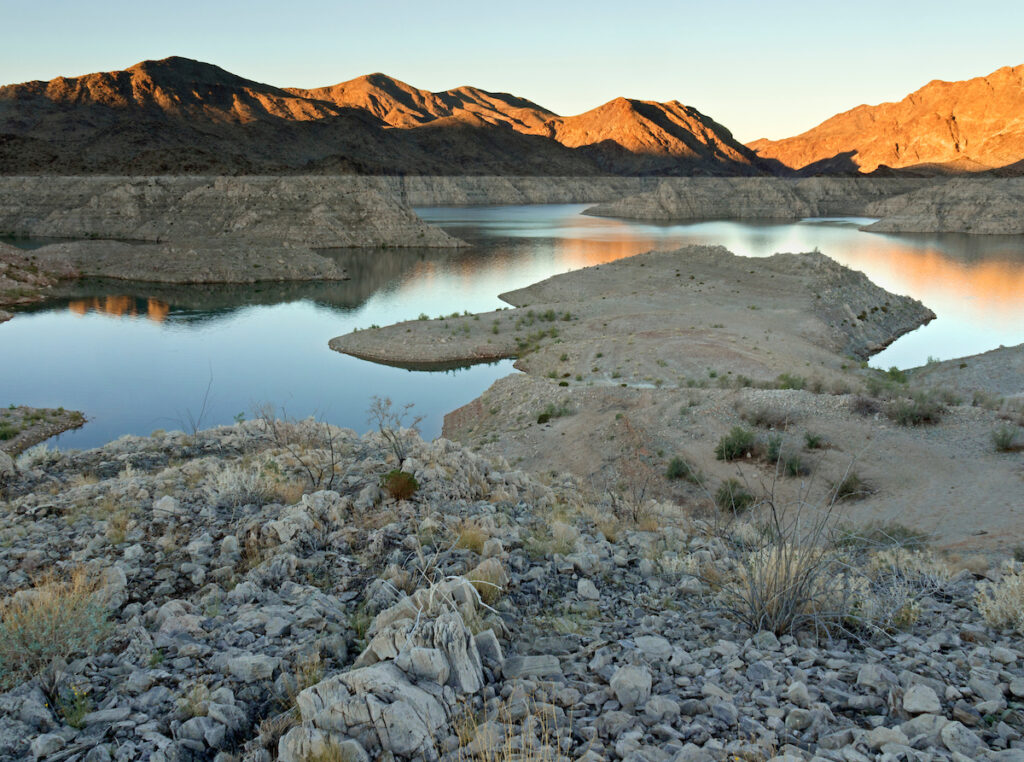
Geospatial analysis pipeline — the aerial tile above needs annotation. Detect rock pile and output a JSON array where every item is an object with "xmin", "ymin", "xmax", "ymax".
[{"xmin": 0, "ymin": 420, "xmax": 1022, "ymax": 761}]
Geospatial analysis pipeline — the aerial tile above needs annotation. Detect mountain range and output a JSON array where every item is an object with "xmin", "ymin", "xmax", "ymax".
[
  {"xmin": 1, "ymin": 57, "xmax": 1022, "ymax": 176},
  {"xmin": 0, "ymin": 57, "xmax": 766, "ymax": 176},
  {"xmin": 748, "ymin": 64, "xmax": 1024, "ymax": 175}
]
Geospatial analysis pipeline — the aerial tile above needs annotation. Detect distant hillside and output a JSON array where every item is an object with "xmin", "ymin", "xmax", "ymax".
[
  {"xmin": 748, "ymin": 64, "xmax": 1024, "ymax": 174},
  {"xmin": 0, "ymin": 57, "xmax": 769, "ymax": 176}
]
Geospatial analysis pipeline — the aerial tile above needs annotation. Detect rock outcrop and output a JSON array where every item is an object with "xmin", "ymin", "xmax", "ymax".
[
  {"xmin": 863, "ymin": 177, "xmax": 1024, "ymax": 234},
  {"xmin": 748, "ymin": 64, "xmax": 1024, "ymax": 173}
]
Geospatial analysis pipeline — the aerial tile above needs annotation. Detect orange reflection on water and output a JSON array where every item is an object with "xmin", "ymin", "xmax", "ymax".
[
  {"xmin": 838, "ymin": 244, "xmax": 1024, "ymax": 328},
  {"xmin": 67, "ymin": 296, "xmax": 170, "ymax": 323}
]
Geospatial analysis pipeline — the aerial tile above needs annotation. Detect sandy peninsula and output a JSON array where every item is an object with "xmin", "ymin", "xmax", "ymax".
[{"xmin": 332, "ymin": 246, "xmax": 1024, "ymax": 553}]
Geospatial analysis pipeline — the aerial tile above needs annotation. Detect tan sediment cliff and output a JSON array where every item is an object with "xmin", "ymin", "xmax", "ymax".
[
  {"xmin": 748, "ymin": 64, "xmax": 1024, "ymax": 173},
  {"xmin": 0, "ymin": 176, "xmax": 457, "ymax": 247},
  {"xmin": 582, "ymin": 177, "xmax": 935, "ymax": 221},
  {"xmin": 863, "ymin": 178, "xmax": 1024, "ymax": 234},
  {"xmin": 396, "ymin": 175, "xmax": 657, "ymax": 206}
]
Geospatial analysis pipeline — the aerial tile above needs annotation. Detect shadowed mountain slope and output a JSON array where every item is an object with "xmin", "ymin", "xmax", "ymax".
[{"xmin": 0, "ymin": 57, "xmax": 768, "ymax": 176}]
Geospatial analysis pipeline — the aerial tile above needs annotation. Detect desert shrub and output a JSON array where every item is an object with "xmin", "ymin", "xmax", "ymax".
[
  {"xmin": 775, "ymin": 373, "xmax": 807, "ymax": 390},
  {"xmin": 803, "ymin": 431, "xmax": 825, "ymax": 450},
  {"xmin": 723, "ymin": 542, "xmax": 854, "ymax": 636},
  {"xmin": 976, "ymin": 563, "xmax": 1024, "ymax": 633},
  {"xmin": 0, "ymin": 569, "xmax": 111, "ymax": 689},
  {"xmin": 764, "ymin": 434, "xmax": 783, "ymax": 463},
  {"xmin": 741, "ymin": 405, "xmax": 793, "ymax": 429},
  {"xmin": 715, "ymin": 426, "xmax": 755, "ymax": 461},
  {"xmin": 782, "ymin": 452, "xmax": 810, "ymax": 477},
  {"xmin": 16, "ymin": 442, "xmax": 62, "ymax": 470},
  {"xmin": 715, "ymin": 479, "xmax": 755, "ymax": 513},
  {"xmin": 831, "ymin": 472, "xmax": 874, "ymax": 502},
  {"xmin": 536, "ymin": 402, "xmax": 572, "ymax": 424},
  {"xmin": 850, "ymin": 395, "xmax": 881, "ymax": 417},
  {"xmin": 887, "ymin": 393, "xmax": 946, "ymax": 426},
  {"xmin": 206, "ymin": 461, "xmax": 273, "ymax": 509},
  {"xmin": 0, "ymin": 422, "xmax": 16, "ymax": 440},
  {"xmin": 992, "ymin": 424, "xmax": 1022, "ymax": 452},
  {"xmin": 666, "ymin": 456, "xmax": 701, "ymax": 484},
  {"xmin": 380, "ymin": 469, "xmax": 418, "ymax": 501}
]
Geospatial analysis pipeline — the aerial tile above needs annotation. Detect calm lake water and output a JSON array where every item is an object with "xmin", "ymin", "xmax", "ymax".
[{"xmin": 3, "ymin": 204, "xmax": 1023, "ymax": 449}]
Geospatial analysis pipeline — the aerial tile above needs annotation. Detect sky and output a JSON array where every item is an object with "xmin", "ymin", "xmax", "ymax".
[{"xmin": 2, "ymin": 0, "xmax": 1022, "ymax": 143}]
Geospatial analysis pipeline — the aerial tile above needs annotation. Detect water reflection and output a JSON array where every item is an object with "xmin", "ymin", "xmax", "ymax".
[
  {"xmin": 2, "ymin": 205, "xmax": 1023, "ymax": 450},
  {"xmin": 68, "ymin": 296, "xmax": 170, "ymax": 322}
]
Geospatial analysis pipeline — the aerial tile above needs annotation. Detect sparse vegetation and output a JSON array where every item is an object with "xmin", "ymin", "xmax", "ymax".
[
  {"xmin": 992, "ymin": 424, "xmax": 1022, "ymax": 452},
  {"xmin": 715, "ymin": 478, "xmax": 755, "ymax": 513},
  {"xmin": 380, "ymin": 469, "xmax": 419, "ymax": 501},
  {"xmin": 887, "ymin": 393, "xmax": 946, "ymax": 426},
  {"xmin": 831, "ymin": 472, "xmax": 875, "ymax": 502},
  {"xmin": 666, "ymin": 456, "xmax": 701, "ymax": 484},
  {"xmin": 715, "ymin": 426, "xmax": 755, "ymax": 461},
  {"xmin": 976, "ymin": 563, "xmax": 1024, "ymax": 633},
  {"xmin": 0, "ymin": 568, "xmax": 112, "ymax": 689}
]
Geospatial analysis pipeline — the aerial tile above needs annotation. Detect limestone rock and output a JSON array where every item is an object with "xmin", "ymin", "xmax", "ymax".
[{"xmin": 610, "ymin": 665, "xmax": 653, "ymax": 711}]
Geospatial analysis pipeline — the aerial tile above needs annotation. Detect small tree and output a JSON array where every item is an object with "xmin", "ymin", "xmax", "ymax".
[{"xmin": 368, "ymin": 396, "xmax": 423, "ymax": 469}]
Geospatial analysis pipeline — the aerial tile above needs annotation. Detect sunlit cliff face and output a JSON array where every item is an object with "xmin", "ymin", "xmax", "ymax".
[{"xmin": 68, "ymin": 296, "xmax": 169, "ymax": 322}]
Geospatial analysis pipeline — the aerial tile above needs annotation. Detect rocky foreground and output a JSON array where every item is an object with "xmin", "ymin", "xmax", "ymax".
[{"xmin": 1, "ymin": 419, "xmax": 1024, "ymax": 762}]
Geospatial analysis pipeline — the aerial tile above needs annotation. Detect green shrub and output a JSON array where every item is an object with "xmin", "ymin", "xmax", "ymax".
[
  {"xmin": 715, "ymin": 479, "xmax": 755, "ymax": 513},
  {"xmin": 666, "ymin": 457, "xmax": 701, "ymax": 484},
  {"xmin": 776, "ymin": 373, "xmax": 807, "ymax": 390},
  {"xmin": 715, "ymin": 427, "xmax": 755, "ymax": 461},
  {"xmin": 536, "ymin": 403, "xmax": 572, "ymax": 424},
  {"xmin": 783, "ymin": 452, "xmax": 810, "ymax": 477},
  {"xmin": 803, "ymin": 431, "xmax": 825, "ymax": 450},
  {"xmin": 765, "ymin": 434, "xmax": 783, "ymax": 463},
  {"xmin": 887, "ymin": 394, "xmax": 946, "ymax": 426},
  {"xmin": 381, "ymin": 470, "xmax": 419, "ymax": 501},
  {"xmin": 992, "ymin": 424, "xmax": 1022, "ymax": 452}
]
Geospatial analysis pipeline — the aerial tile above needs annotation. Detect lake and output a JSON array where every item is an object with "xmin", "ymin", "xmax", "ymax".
[{"xmin": 3, "ymin": 204, "xmax": 1023, "ymax": 449}]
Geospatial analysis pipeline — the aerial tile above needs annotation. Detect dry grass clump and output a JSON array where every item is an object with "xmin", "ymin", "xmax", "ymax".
[
  {"xmin": 741, "ymin": 404, "xmax": 795, "ymax": 430},
  {"xmin": 206, "ymin": 460, "xmax": 274, "ymax": 509},
  {"xmin": 467, "ymin": 559, "xmax": 506, "ymax": 607},
  {"xmin": 455, "ymin": 520, "xmax": 490, "ymax": 555},
  {"xmin": 976, "ymin": 563, "xmax": 1024, "ymax": 633},
  {"xmin": 456, "ymin": 697, "xmax": 564, "ymax": 762},
  {"xmin": 0, "ymin": 568, "xmax": 112, "ymax": 689},
  {"xmin": 831, "ymin": 472, "xmax": 875, "ymax": 502}
]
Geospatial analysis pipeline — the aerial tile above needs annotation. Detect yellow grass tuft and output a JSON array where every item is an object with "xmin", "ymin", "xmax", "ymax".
[{"xmin": 0, "ymin": 568, "xmax": 112, "ymax": 689}]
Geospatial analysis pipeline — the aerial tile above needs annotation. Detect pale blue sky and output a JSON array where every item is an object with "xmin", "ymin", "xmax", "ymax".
[{"xmin": 2, "ymin": 0, "xmax": 1021, "ymax": 142}]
